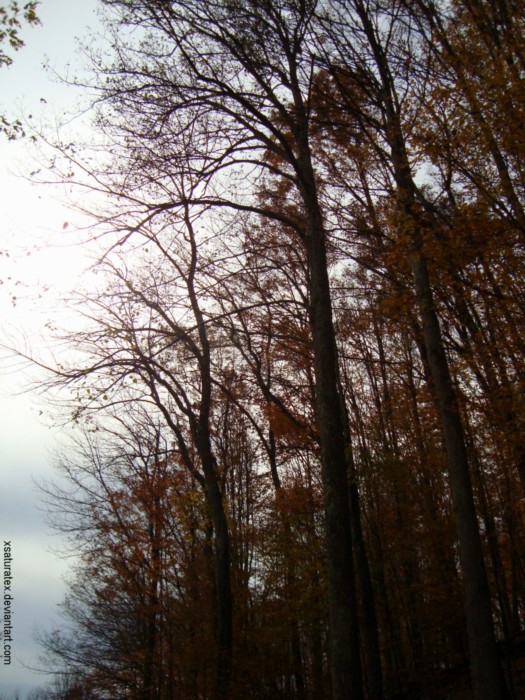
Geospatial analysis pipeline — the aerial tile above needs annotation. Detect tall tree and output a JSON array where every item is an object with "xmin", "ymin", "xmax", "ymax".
[
  {"xmin": 29, "ymin": 0, "xmax": 525, "ymax": 697},
  {"xmin": 56, "ymin": 1, "xmax": 367, "ymax": 696},
  {"xmin": 314, "ymin": 1, "xmax": 510, "ymax": 696},
  {"xmin": 44, "ymin": 188, "xmax": 236, "ymax": 697}
]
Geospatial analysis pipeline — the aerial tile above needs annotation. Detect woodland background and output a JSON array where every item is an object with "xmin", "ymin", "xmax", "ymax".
[{"xmin": 8, "ymin": 0, "xmax": 525, "ymax": 698}]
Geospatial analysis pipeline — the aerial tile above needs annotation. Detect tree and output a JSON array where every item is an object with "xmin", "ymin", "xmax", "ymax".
[
  {"xmin": 30, "ymin": 0, "xmax": 525, "ymax": 697},
  {"xmin": 46, "ymin": 1, "xmax": 367, "ymax": 696},
  {"xmin": 39, "ymin": 408, "xmax": 220, "ymax": 698},
  {"xmin": 0, "ymin": 1, "xmax": 40, "ymax": 138},
  {"xmin": 58, "ymin": 199, "xmax": 235, "ymax": 698},
  {"xmin": 313, "ymin": 2, "xmax": 510, "ymax": 696}
]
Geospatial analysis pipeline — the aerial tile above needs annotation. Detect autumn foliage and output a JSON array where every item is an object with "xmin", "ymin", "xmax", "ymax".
[{"xmin": 34, "ymin": 1, "xmax": 525, "ymax": 699}]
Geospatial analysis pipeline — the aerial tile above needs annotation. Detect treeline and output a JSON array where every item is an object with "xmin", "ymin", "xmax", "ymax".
[{"xmin": 36, "ymin": 1, "xmax": 525, "ymax": 699}]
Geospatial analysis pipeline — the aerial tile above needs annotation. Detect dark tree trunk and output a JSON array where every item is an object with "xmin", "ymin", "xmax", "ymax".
[
  {"xmin": 143, "ymin": 502, "xmax": 161, "ymax": 700},
  {"xmin": 411, "ymin": 250, "xmax": 508, "ymax": 700},
  {"xmin": 200, "ymin": 450, "xmax": 233, "ymax": 700},
  {"xmin": 304, "ymin": 197, "xmax": 364, "ymax": 700},
  {"xmin": 288, "ymin": 62, "xmax": 364, "ymax": 692},
  {"xmin": 268, "ymin": 431, "xmax": 308, "ymax": 700},
  {"xmin": 351, "ymin": 2, "xmax": 509, "ymax": 687},
  {"xmin": 342, "ymin": 383, "xmax": 384, "ymax": 699},
  {"xmin": 348, "ymin": 478, "xmax": 384, "ymax": 700}
]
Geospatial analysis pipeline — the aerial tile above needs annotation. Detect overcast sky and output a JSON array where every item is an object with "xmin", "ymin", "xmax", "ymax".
[{"xmin": 1, "ymin": 1, "xmax": 101, "ymax": 695}]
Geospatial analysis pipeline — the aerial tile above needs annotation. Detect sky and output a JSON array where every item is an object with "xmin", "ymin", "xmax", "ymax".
[{"xmin": 0, "ymin": 1, "xmax": 102, "ymax": 696}]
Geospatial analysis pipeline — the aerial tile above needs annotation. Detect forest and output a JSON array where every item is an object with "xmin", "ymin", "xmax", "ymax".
[{"xmin": 24, "ymin": 0, "xmax": 525, "ymax": 699}]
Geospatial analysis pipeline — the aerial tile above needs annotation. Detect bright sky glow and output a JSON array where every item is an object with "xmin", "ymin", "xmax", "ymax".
[{"xmin": 0, "ymin": 1, "xmax": 102, "ymax": 695}]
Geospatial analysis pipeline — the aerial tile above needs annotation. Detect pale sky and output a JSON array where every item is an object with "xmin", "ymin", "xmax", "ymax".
[{"xmin": 1, "ymin": 1, "xmax": 101, "ymax": 695}]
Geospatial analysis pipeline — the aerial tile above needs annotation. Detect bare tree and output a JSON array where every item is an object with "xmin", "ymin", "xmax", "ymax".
[{"xmin": 41, "ymin": 1, "xmax": 368, "ymax": 696}]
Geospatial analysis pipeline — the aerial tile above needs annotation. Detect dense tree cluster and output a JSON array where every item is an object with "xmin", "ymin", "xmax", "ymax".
[{"xmin": 36, "ymin": 1, "xmax": 525, "ymax": 699}]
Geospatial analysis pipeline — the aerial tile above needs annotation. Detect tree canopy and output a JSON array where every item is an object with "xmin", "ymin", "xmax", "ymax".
[{"xmin": 31, "ymin": 1, "xmax": 525, "ymax": 698}]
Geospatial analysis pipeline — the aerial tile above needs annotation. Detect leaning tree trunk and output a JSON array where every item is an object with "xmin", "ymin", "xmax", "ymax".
[
  {"xmin": 352, "ymin": 3, "xmax": 509, "ymax": 689},
  {"xmin": 410, "ymin": 249, "xmax": 508, "ymax": 700},
  {"xmin": 387, "ymin": 109, "xmax": 509, "ymax": 697}
]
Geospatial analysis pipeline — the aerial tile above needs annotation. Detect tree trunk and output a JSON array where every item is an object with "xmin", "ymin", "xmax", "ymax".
[
  {"xmin": 340, "ymin": 342, "xmax": 384, "ymax": 699},
  {"xmin": 411, "ymin": 250, "xmax": 508, "ymax": 700},
  {"xmin": 268, "ymin": 431, "xmax": 307, "ymax": 700},
  {"xmin": 361, "ymin": 4, "xmax": 509, "ymax": 680},
  {"xmin": 348, "ymin": 478, "xmax": 384, "ymax": 700},
  {"xmin": 201, "ymin": 462, "xmax": 233, "ymax": 700},
  {"xmin": 305, "ymin": 201, "xmax": 364, "ymax": 700}
]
